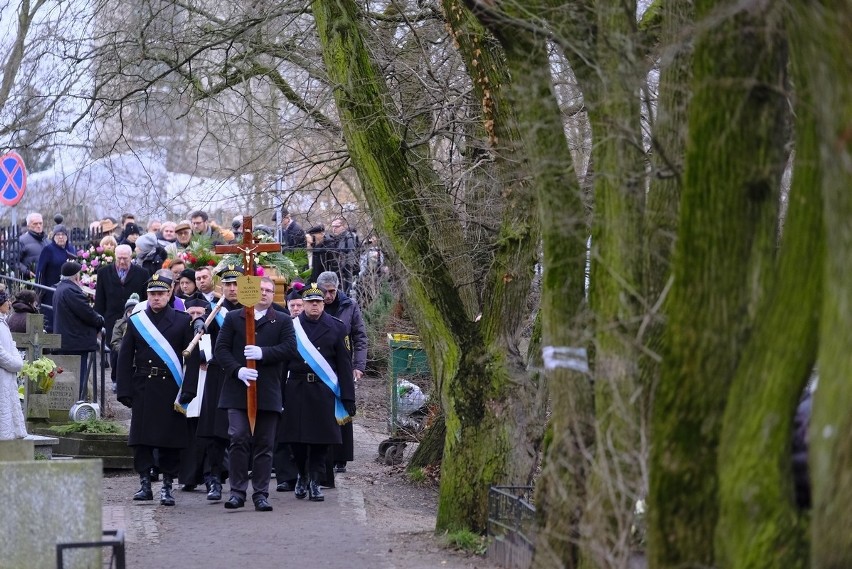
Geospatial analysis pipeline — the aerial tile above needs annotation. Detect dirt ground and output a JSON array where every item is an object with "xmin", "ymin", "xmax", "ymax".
[{"xmin": 100, "ymin": 372, "xmax": 497, "ymax": 569}]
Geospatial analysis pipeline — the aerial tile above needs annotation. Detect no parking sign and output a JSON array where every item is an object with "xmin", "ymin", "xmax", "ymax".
[{"xmin": 0, "ymin": 152, "xmax": 27, "ymax": 207}]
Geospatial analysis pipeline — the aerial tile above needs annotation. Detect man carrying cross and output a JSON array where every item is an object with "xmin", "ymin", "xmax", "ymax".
[
  {"xmin": 213, "ymin": 217, "xmax": 297, "ymax": 511},
  {"xmin": 214, "ymin": 276, "xmax": 295, "ymax": 511}
]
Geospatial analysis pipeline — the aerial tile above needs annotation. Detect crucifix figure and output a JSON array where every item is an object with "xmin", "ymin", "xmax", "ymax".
[
  {"xmin": 12, "ymin": 313, "xmax": 63, "ymax": 414},
  {"xmin": 215, "ymin": 215, "xmax": 282, "ymax": 433}
]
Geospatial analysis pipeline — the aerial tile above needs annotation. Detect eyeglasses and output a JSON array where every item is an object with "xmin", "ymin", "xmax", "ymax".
[{"xmin": 260, "ymin": 288, "xmax": 275, "ymax": 294}]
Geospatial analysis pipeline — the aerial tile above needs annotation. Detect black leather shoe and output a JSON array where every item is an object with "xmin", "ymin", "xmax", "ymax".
[
  {"xmin": 308, "ymin": 479, "xmax": 324, "ymax": 502},
  {"xmin": 276, "ymin": 481, "xmax": 292, "ymax": 492},
  {"xmin": 294, "ymin": 475, "xmax": 308, "ymax": 500},
  {"xmin": 181, "ymin": 484, "xmax": 196, "ymax": 492},
  {"xmin": 207, "ymin": 480, "xmax": 222, "ymax": 501},
  {"xmin": 254, "ymin": 497, "xmax": 273, "ymax": 512},
  {"xmin": 334, "ymin": 462, "xmax": 347, "ymax": 473},
  {"xmin": 133, "ymin": 475, "xmax": 153, "ymax": 501},
  {"xmin": 224, "ymin": 495, "xmax": 245, "ymax": 509}
]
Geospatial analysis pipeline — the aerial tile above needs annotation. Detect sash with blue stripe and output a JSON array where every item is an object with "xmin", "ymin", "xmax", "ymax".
[
  {"xmin": 130, "ymin": 311, "xmax": 188, "ymax": 413},
  {"xmin": 293, "ymin": 317, "xmax": 350, "ymax": 425},
  {"xmin": 209, "ymin": 298, "xmax": 227, "ymax": 327}
]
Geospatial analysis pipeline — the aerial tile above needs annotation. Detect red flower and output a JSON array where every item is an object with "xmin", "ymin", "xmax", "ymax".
[{"xmin": 207, "ymin": 260, "xmax": 216, "ymax": 266}]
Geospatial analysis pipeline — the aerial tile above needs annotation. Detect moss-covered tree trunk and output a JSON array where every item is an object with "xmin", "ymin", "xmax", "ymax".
[
  {"xmin": 794, "ymin": 1, "xmax": 852, "ymax": 566},
  {"xmin": 470, "ymin": 15, "xmax": 592, "ymax": 568},
  {"xmin": 713, "ymin": 67, "xmax": 820, "ymax": 564},
  {"xmin": 312, "ymin": 0, "xmax": 542, "ymax": 532},
  {"xmin": 578, "ymin": 0, "xmax": 647, "ymax": 564},
  {"xmin": 647, "ymin": 0, "xmax": 788, "ymax": 565}
]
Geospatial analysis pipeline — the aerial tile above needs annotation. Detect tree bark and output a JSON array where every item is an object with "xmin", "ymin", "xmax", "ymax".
[
  {"xmin": 312, "ymin": 0, "xmax": 542, "ymax": 532},
  {"xmin": 794, "ymin": 1, "xmax": 852, "ymax": 566},
  {"xmin": 647, "ymin": 0, "xmax": 788, "ymax": 565}
]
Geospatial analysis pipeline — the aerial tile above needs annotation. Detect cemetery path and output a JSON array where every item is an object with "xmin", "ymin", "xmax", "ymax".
[{"xmin": 99, "ymin": 375, "xmax": 496, "ymax": 569}]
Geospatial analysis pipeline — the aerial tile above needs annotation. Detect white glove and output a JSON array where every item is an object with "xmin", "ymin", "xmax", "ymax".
[
  {"xmin": 244, "ymin": 345, "xmax": 263, "ymax": 361},
  {"xmin": 237, "ymin": 367, "xmax": 258, "ymax": 386}
]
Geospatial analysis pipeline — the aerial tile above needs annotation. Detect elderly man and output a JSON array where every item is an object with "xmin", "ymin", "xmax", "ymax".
[
  {"xmin": 171, "ymin": 220, "xmax": 193, "ymax": 253},
  {"xmin": 117, "ymin": 273, "xmax": 200, "ymax": 506},
  {"xmin": 316, "ymin": 270, "xmax": 367, "ymax": 479},
  {"xmin": 52, "ymin": 261, "xmax": 105, "ymax": 400},
  {"xmin": 214, "ymin": 276, "xmax": 296, "ymax": 511},
  {"xmin": 94, "ymin": 244, "xmax": 149, "ymax": 389},
  {"xmin": 16, "ymin": 212, "xmax": 46, "ymax": 280}
]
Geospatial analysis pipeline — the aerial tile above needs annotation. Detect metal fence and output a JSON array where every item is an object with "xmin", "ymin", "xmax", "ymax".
[{"xmin": 487, "ymin": 486, "xmax": 536, "ymax": 569}]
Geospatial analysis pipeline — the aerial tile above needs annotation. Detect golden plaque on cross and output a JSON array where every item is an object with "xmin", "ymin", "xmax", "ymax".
[{"xmin": 236, "ymin": 275, "xmax": 262, "ymax": 306}]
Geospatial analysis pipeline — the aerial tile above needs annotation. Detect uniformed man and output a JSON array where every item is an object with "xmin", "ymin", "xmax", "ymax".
[
  {"xmin": 117, "ymin": 273, "xmax": 200, "ymax": 506},
  {"xmin": 195, "ymin": 264, "xmax": 243, "ymax": 501},
  {"xmin": 279, "ymin": 284, "xmax": 356, "ymax": 502},
  {"xmin": 273, "ymin": 288, "xmax": 308, "ymax": 492},
  {"xmin": 215, "ymin": 276, "xmax": 296, "ymax": 512}
]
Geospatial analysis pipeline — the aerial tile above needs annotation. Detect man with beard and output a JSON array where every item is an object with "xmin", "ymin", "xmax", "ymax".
[
  {"xmin": 16, "ymin": 212, "xmax": 46, "ymax": 280},
  {"xmin": 279, "ymin": 284, "xmax": 356, "ymax": 502},
  {"xmin": 215, "ymin": 276, "xmax": 295, "ymax": 511},
  {"xmin": 194, "ymin": 265, "xmax": 244, "ymax": 500},
  {"xmin": 116, "ymin": 273, "xmax": 200, "ymax": 506}
]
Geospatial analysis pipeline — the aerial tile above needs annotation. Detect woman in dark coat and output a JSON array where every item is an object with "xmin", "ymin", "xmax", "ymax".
[
  {"xmin": 7, "ymin": 290, "xmax": 39, "ymax": 333},
  {"xmin": 36, "ymin": 224, "xmax": 77, "ymax": 331}
]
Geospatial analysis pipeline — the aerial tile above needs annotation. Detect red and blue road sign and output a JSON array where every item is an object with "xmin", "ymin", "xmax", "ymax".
[{"xmin": 0, "ymin": 152, "xmax": 27, "ymax": 207}]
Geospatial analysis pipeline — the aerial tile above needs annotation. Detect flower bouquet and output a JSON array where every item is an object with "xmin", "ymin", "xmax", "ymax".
[
  {"xmin": 19, "ymin": 356, "xmax": 64, "ymax": 394},
  {"xmin": 220, "ymin": 231, "xmax": 298, "ymax": 280},
  {"xmin": 175, "ymin": 235, "xmax": 221, "ymax": 270},
  {"xmin": 78, "ymin": 245, "xmax": 115, "ymax": 291}
]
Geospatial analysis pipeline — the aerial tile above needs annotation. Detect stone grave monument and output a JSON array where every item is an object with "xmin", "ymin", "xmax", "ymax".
[{"xmin": 0, "ymin": 439, "xmax": 103, "ymax": 568}]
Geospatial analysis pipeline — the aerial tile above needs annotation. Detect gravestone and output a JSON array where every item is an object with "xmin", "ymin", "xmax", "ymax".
[
  {"xmin": 11, "ymin": 313, "xmax": 63, "ymax": 420},
  {"xmin": 0, "ymin": 443, "xmax": 102, "ymax": 568},
  {"xmin": 47, "ymin": 354, "xmax": 82, "ymax": 418}
]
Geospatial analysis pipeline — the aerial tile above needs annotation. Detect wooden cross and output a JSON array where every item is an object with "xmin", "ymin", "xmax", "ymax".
[
  {"xmin": 11, "ymin": 313, "xmax": 63, "ymax": 409},
  {"xmin": 215, "ymin": 215, "xmax": 282, "ymax": 433}
]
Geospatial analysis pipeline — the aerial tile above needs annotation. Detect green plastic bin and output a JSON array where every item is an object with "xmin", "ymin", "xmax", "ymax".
[{"xmin": 381, "ymin": 333, "xmax": 431, "ymax": 463}]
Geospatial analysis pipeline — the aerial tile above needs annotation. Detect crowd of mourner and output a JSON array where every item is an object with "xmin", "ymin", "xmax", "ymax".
[{"xmin": 0, "ymin": 208, "xmax": 384, "ymax": 511}]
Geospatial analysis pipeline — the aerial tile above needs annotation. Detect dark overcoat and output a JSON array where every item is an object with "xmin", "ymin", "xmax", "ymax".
[
  {"xmin": 116, "ymin": 306, "xmax": 200, "ymax": 448},
  {"xmin": 196, "ymin": 298, "xmax": 241, "ymax": 439},
  {"xmin": 279, "ymin": 311, "xmax": 355, "ymax": 445},
  {"xmin": 215, "ymin": 307, "xmax": 296, "ymax": 412},
  {"xmin": 94, "ymin": 264, "xmax": 149, "ymax": 344},
  {"xmin": 52, "ymin": 279, "xmax": 104, "ymax": 352}
]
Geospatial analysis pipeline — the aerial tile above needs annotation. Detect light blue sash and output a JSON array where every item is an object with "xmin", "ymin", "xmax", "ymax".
[
  {"xmin": 209, "ymin": 299, "xmax": 227, "ymax": 327},
  {"xmin": 293, "ymin": 317, "xmax": 350, "ymax": 424},
  {"xmin": 130, "ymin": 311, "xmax": 187, "ymax": 412}
]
